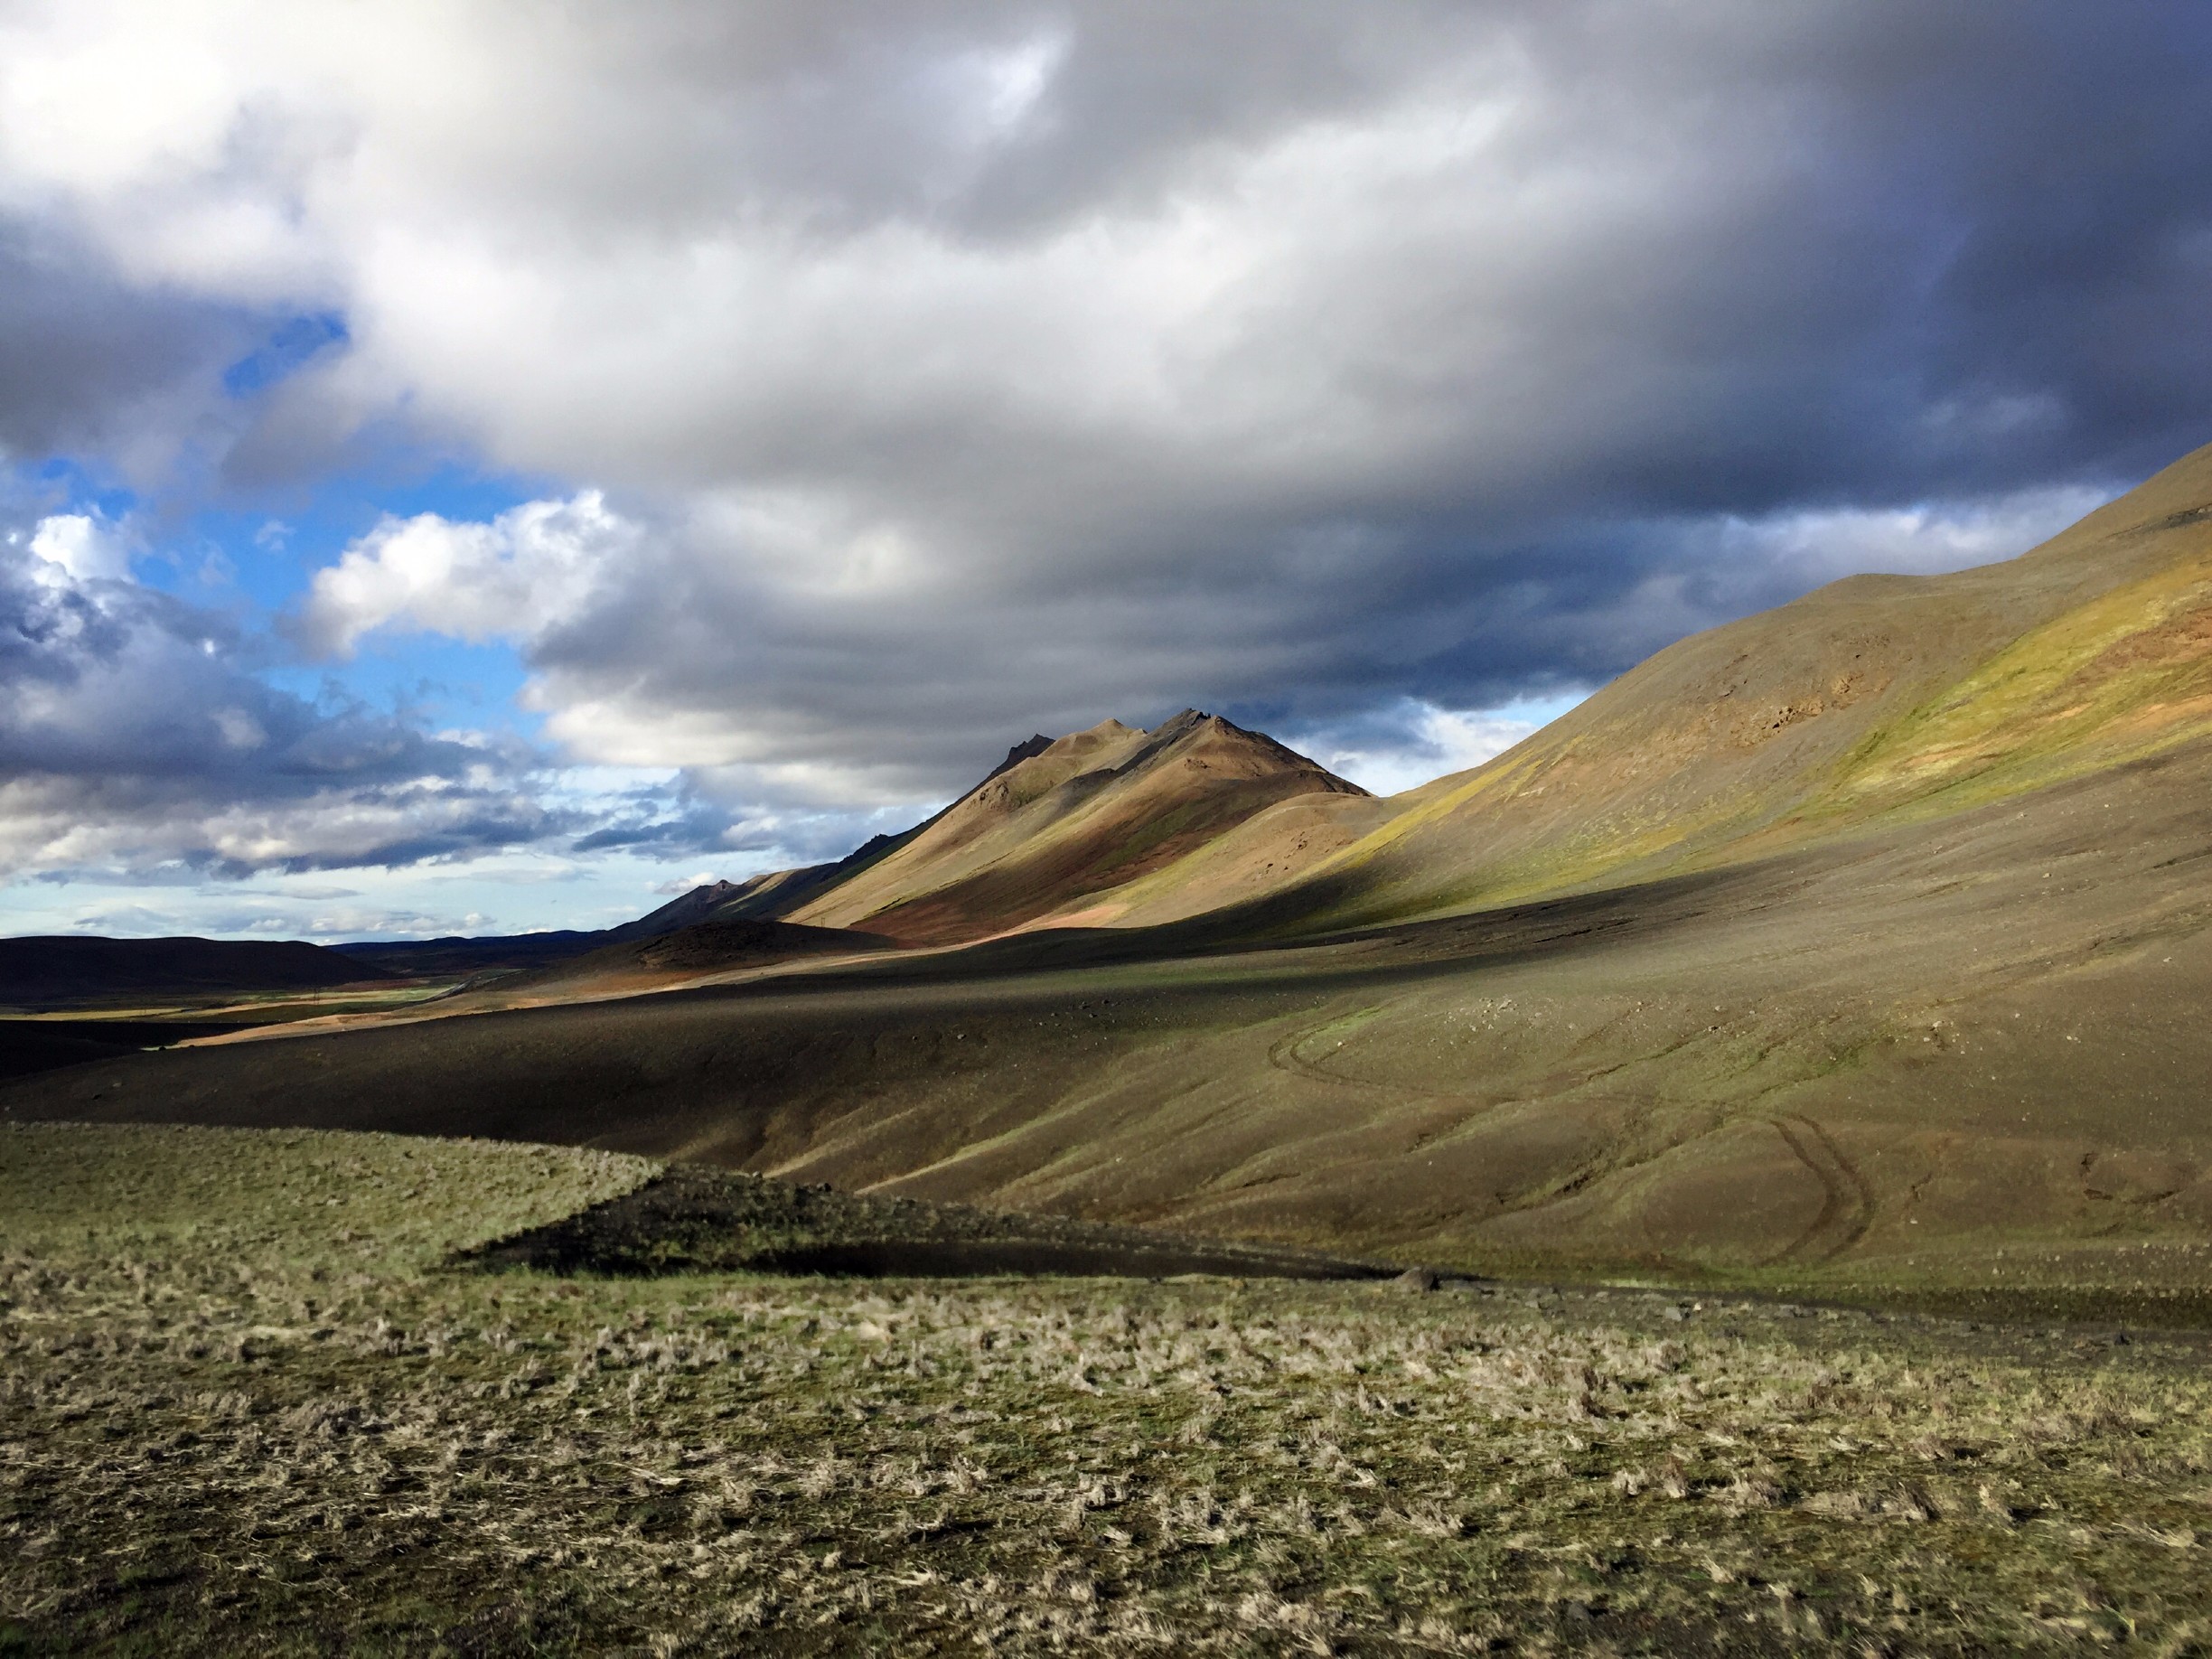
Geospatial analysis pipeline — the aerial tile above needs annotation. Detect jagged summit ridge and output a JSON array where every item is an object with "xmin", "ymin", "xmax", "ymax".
[
  {"xmin": 986, "ymin": 734, "xmax": 1055, "ymax": 781},
  {"xmin": 651, "ymin": 709, "xmax": 1364, "ymax": 946}
]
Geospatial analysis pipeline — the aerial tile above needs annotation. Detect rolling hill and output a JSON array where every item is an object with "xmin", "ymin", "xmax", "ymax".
[
  {"xmin": 1174, "ymin": 439, "xmax": 2212, "ymax": 934},
  {"xmin": 11, "ymin": 441, "xmax": 2212, "ymax": 1306},
  {"xmin": 330, "ymin": 930, "xmax": 608, "ymax": 979},
  {"xmin": 780, "ymin": 710, "xmax": 1368, "ymax": 942},
  {"xmin": 387, "ymin": 711, "xmax": 1366, "ymax": 1008},
  {"xmin": 647, "ymin": 439, "xmax": 2212, "ymax": 947}
]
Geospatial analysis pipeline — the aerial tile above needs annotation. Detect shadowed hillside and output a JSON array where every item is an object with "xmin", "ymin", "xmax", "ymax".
[
  {"xmin": 14, "ymin": 726, "xmax": 2212, "ymax": 1309},
  {"xmin": 12, "ymin": 445, "xmax": 2212, "ymax": 1303},
  {"xmin": 332, "ymin": 931, "xmax": 606, "ymax": 979},
  {"xmin": 516, "ymin": 917, "xmax": 897, "ymax": 992}
]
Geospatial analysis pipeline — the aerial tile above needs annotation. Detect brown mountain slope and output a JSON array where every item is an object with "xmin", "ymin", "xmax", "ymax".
[
  {"xmin": 781, "ymin": 710, "xmax": 1368, "ymax": 944},
  {"xmin": 633, "ymin": 750, "xmax": 1080, "ymax": 943},
  {"xmin": 1195, "ymin": 437, "xmax": 2212, "ymax": 934},
  {"xmin": 14, "ymin": 445, "xmax": 2212, "ymax": 1305},
  {"xmin": 16, "ymin": 723, "xmax": 2212, "ymax": 1311},
  {"xmin": 640, "ymin": 433, "xmax": 2212, "ymax": 949},
  {"xmin": 1045, "ymin": 788, "xmax": 1399, "ymax": 929}
]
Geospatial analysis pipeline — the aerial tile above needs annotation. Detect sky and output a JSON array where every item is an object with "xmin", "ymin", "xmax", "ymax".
[{"xmin": 2, "ymin": 1, "xmax": 2208, "ymax": 941}]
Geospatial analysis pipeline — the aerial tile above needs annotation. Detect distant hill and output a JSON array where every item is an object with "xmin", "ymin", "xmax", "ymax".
[
  {"xmin": 600, "ymin": 881, "xmax": 764, "ymax": 941},
  {"xmin": 614, "ymin": 711, "xmax": 1367, "ymax": 951},
  {"xmin": 522, "ymin": 917, "xmax": 895, "ymax": 989},
  {"xmin": 330, "ymin": 931, "xmax": 608, "ymax": 979},
  {"xmin": 599, "ymin": 859, "xmax": 877, "ymax": 939},
  {"xmin": 329, "ymin": 715, "xmax": 1364, "ymax": 976},
  {"xmin": 334, "ymin": 850, "xmax": 921, "ymax": 985},
  {"xmin": 0, "ymin": 936, "xmax": 393, "ymax": 1009},
  {"xmin": 323, "ymin": 894, "xmax": 848, "ymax": 980}
]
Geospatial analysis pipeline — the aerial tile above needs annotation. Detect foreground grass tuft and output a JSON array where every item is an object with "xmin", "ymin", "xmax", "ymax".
[{"xmin": 6, "ymin": 1122, "xmax": 2212, "ymax": 1654}]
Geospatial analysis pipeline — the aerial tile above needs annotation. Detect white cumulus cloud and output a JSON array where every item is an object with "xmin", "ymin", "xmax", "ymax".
[
  {"xmin": 300, "ymin": 491, "xmax": 638, "ymax": 656},
  {"xmin": 26, "ymin": 512, "xmax": 130, "ymax": 583}
]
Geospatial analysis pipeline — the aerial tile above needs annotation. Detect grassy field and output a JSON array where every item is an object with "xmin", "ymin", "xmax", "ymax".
[{"xmin": 6, "ymin": 1123, "xmax": 2212, "ymax": 1654}]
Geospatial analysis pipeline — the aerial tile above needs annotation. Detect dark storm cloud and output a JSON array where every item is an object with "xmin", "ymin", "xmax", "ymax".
[
  {"xmin": 0, "ymin": 228, "xmax": 249, "ymax": 465},
  {"xmin": 9, "ymin": 0, "xmax": 2212, "ymax": 833}
]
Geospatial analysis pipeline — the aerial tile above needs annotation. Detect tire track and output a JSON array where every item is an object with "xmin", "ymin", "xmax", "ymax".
[
  {"xmin": 1263, "ymin": 1010, "xmax": 1466, "ymax": 1099},
  {"xmin": 1769, "ymin": 1113, "xmax": 1874, "ymax": 1263}
]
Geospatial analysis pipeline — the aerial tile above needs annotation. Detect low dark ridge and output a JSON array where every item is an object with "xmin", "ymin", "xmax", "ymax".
[
  {"xmin": 0, "ymin": 1017, "xmax": 255, "ymax": 1084},
  {"xmin": 460, "ymin": 1162, "xmax": 1396, "ymax": 1281},
  {"xmin": 0, "ymin": 934, "xmax": 392, "ymax": 1008}
]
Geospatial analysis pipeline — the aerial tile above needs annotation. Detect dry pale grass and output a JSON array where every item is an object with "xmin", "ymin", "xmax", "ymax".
[{"xmin": 6, "ymin": 1122, "xmax": 2212, "ymax": 1654}]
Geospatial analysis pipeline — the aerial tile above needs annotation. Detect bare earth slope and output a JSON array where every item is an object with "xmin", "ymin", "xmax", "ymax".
[
  {"xmin": 13, "ymin": 445, "xmax": 2212, "ymax": 1307},
  {"xmin": 1240, "ymin": 438, "xmax": 2212, "ymax": 933},
  {"xmin": 13, "ymin": 726, "xmax": 2212, "ymax": 1315},
  {"xmin": 783, "ymin": 709, "xmax": 1368, "ymax": 943}
]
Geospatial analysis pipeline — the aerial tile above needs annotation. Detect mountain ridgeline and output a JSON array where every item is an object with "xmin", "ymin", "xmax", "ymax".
[
  {"xmin": 0, "ymin": 712, "xmax": 1366, "ymax": 1007},
  {"xmin": 14, "ymin": 441, "xmax": 2212, "ymax": 1291},
  {"xmin": 1233, "ymin": 443, "xmax": 2212, "ymax": 933},
  {"xmin": 644, "ymin": 436, "xmax": 2212, "ymax": 958},
  {"xmin": 641, "ymin": 708, "xmax": 1371, "ymax": 954}
]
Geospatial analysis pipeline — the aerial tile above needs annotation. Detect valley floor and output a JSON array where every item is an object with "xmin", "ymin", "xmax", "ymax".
[
  {"xmin": 5, "ymin": 1123, "xmax": 2212, "ymax": 1654},
  {"xmin": 13, "ymin": 734, "xmax": 2212, "ymax": 1308}
]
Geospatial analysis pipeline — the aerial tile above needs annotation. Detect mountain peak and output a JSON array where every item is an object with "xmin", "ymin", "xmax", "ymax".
[{"xmin": 778, "ymin": 710, "xmax": 1364, "ymax": 942}]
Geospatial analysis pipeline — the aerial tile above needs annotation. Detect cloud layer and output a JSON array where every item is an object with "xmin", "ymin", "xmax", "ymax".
[
  {"xmin": 3, "ymin": 1, "xmax": 2210, "ymax": 883},
  {"xmin": 0, "ymin": 505, "xmax": 561, "ymax": 880}
]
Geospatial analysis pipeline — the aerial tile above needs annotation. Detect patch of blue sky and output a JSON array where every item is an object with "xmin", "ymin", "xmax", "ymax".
[
  {"xmin": 141, "ymin": 429, "xmax": 562, "ymax": 739},
  {"xmin": 256, "ymin": 635, "xmax": 539, "ymax": 744},
  {"xmin": 220, "ymin": 311, "xmax": 348, "ymax": 398},
  {"xmin": 14, "ymin": 455, "xmax": 134, "ymax": 521},
  {"xmin": 0, "ymin": 846, "xmax": 724, "ymax": 942},
  {"xmin": 33, "ymin": 448, "xmax": 557, "ymax": 751}
]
